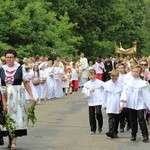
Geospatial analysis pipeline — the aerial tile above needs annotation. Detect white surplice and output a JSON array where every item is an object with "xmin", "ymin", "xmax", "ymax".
[
  {"xmin": 82, "ymin": 79, "xmax": 104, "ymax": 106},
  {"xmin": 120, "ymin": 77, "xmax": 150, "ymax": 110},
  {"xmin": 102, "ymin": 80, "xmax": 123, "ymax": 114}
]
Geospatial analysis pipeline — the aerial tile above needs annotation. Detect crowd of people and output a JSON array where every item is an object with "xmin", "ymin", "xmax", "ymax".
[
  {"xmin": 0, "ymin": 49, "xmax": 150, "ymax": 149},
  {"xmin": 82, "ymin": 54, "xmax": 150, "ymax": 143}
]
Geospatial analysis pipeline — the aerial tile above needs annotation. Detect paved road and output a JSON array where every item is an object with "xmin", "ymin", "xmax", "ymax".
[{"xmin": 1, "ymin": 89, "xmax": 150, "ymax": 150}]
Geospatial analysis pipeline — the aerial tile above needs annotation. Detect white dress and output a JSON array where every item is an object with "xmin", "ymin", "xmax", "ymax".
[
  {"xmin": 53, "ymin": 67, "xmax": 64, "ymax": 98},
  {"xmin": 62, "ymin": 72, "xmax": 71, "ymax": 88},
  {"xmin": 31, "ymin": 71, "xmax": 41, "ymax": 101},
  {"xmin": 40, "ymin": 69, "xmax": 48, "ymax": 99},
  {"xmin": 23, "ymin": 68, "xmax": 38, "ymax": 101},
  {"xmin": 45, "ymin": 67, "xmax": 55, "ymax": 99}
]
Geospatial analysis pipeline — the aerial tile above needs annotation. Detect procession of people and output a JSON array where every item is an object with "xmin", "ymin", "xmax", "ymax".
[{"xmin": 0, "ymin": 50, "xmax": 150, "ymax": 149}]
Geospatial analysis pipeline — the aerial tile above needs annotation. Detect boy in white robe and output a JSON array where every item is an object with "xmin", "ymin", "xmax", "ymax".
[
  {"xmin": 117, "ymin": 63, "xmax": 130, "ymax": 132},
  {"xmin": 120, "ymin": 65, "xmax": 150, "ymax": 142},
  {"xmin": 103, "ymin": 69, "xmax": 123, "ymax": 138},
  {"xmin": 82, "ymin": 69, "xmax": 104, "ymax": 134}
]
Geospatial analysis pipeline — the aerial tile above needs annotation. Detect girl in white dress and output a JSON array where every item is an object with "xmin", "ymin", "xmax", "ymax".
[
  {"xmin": 62, "ymin": 67, "xmax": 71, "ymax": 95},
  {"xmin": 45, "ymin": 60, "xmax": 55, "ymax": 99},
  {"xmin": 39, "ymin": 65, "xmax": 47, "ymax": 100},
  {"xmin": 31, "ymin": 64, "xmax": 41, "ymax": 103},
  {"xmin": 53, "ymin": 61, "xmax": 64, "ymax": 98}
]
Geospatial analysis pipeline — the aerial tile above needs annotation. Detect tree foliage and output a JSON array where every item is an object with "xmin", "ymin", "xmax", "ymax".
[
  {"xmin": 142, "ymin": 0, "xmax": 150, "ymax": 55},
  {"xmin": 0, "ymin": 0, "xmax": 82, "ymax": 60},
  {"xmin": 51, "ymin": 0, "xmax": 148, "ymax": 58}
]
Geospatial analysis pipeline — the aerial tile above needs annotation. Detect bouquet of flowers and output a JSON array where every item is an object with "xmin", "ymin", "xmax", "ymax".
[
  {"xmin": 5, "ymin": 113, "xmax": 15, "ymax": 138},
  {"xmin": 27, "ymin": 105, "xmax": 37, "ymax": 126}
]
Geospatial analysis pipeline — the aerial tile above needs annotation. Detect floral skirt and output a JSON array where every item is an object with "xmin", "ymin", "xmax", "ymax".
[{"xmin": 1, "ymin": 85, "xmax": 28, "ymax": 137}]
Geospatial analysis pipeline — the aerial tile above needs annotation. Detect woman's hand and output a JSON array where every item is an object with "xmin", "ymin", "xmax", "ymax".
[
  {"xmin": 30, "ymin": 96, "xmax": 36, "ymax": 106},
  {"xmin": 3, "ymin": 104, "xmax": 7, "ymax": 113},
  {"xmin": 90, "ymin": 88, "xmax": 95, "ymax": 93},
  {"xmin": 2, "ymin": 94, "xmax": 7, "ymax": 113},
  {"xmin": 119, "ymin": 107, "xmax": 124, "ymax": 113}
]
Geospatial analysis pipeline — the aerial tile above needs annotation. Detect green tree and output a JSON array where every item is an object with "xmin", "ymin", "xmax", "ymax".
[
  {"xmin": 0, "ymin": 0, "xmax": 82, "ymax": 59},
  {"xmin": 51, "ymin": 0, "xmax": 147, "ymax": 58},
  {"xmin": 142, "ymin": 0, "xmax": 150, "ymax": 56}
]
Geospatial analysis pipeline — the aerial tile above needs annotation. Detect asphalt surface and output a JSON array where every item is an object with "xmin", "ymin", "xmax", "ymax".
[{"xmin": 1, "ymin": 89, "xmax": 150, "ymax": 150}]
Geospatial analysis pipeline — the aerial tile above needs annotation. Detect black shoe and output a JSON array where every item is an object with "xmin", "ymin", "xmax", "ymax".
[
  {"xmin": 120, "ymin": 128, "xmax": 124, "ymax": 132},
  {"xmin": 0, "ymin": 138, "xmax": 4, "ymax": 145},
  {"xmin": 130, "ymin": 136, "xmax": 136, "ymax": 141},
  {"xmin": 126, "ymin": 126, "xmax": 130, "ymax": 131},
  {"xmin": 142, "ymin": 135, "xmax": 149, "ymax": 143},
  {"xmin": 106, "ymin": 132, "xmax": 114, "ymax": 138},
  {"xmin": 98, "ymin": 128, "xmax": 102, "ymax": 133},
  {"xmin": 114, "ymin": 133, "xmax": 118, "ymax": 138}
]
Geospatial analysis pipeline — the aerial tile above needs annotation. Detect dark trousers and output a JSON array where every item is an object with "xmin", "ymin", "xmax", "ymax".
[
  {"xmin": 119, "ymin": 108, "xmax": 130, "ymax": 129},
  {"xmin": 89, "ymin": 105, "xmax": 103, "ymax": 132},
  {"xmin": 104, "ymin": 72, "xmax": 111, "ymax": 82},
  {"xmin": 108, "ymin": 114, "xmax": 119, "ymax": 134},
  {"xmin": 129, "ymin": 109, "xmax": 148, "ymax": 137}
]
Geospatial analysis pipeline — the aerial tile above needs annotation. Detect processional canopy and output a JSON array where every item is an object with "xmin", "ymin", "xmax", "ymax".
[{"xmin": 115, "ymin": 42, "xmax": 137, "ymax": 55}]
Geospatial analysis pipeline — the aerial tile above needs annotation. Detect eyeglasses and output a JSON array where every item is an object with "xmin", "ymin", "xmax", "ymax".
[
  {"xmin": 140, "ymin": 64, "xmax": 148, "ymax": 66},
  {"xmin": 5, "ymin": 57, "xmax": 14, "ymax": 59}
]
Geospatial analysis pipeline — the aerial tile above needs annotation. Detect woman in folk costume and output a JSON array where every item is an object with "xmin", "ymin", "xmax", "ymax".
[
  {"xmin": 79, "ymin": 52, "xmax": 89, "ymax": 87},
  {"xmin": 120, "ymin": 65, "xmax": 150, "ymax": 142},
  {"xmin": 0, "ymin": 49, "xmax": 35, "ymax": 150},
  {"xmin": 102, "ymin": 69, "xmax": 123, "ymax": 138},
  {"xmin": 45, "ymin": 60, "xmax": 55, "ymax": 99},
  {"xmin": 82, "ymin": 69, "xmax": 104, "ymax": 134}
]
